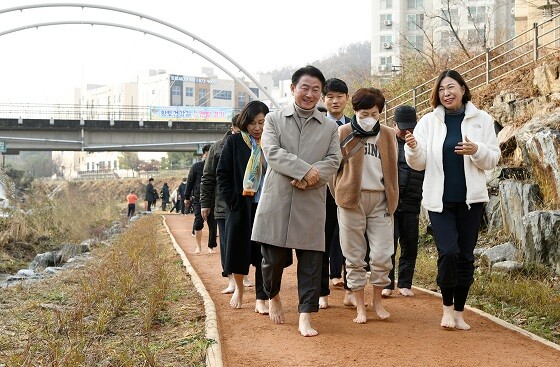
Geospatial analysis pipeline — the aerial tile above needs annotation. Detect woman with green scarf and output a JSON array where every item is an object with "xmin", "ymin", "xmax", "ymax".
[{"xmin": 217, "ymin": 100, "xmax": 269, "ymax": 314}]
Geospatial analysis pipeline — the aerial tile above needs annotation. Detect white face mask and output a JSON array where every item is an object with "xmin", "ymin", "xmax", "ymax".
[{"xmin": 356, "ymin": 116, "xmax": 377, "ymax": 131}]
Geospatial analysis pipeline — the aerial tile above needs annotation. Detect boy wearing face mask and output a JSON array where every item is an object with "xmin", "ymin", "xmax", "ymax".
[{"xmin": 332, "ymin": 87, "xmax": 398, "ymax": 324}]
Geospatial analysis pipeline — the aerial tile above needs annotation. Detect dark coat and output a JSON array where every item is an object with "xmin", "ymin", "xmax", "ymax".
[
  {"xmin": 217, "ymin": 133, "xmax": 261, "ymax": 273},
  {"xmin": 185, "ymin": 161, "xmax": 205, "ymax": 202},
  {"xmin": 200, "ymin": 131, "xmax": 231, "ymax": 219},
  {"xmin": 145, "ymin": 182, "xmax": 156, "ymax": 201},
  {"xmin": 397, "ymin": 137, "xmax": 424, "ymax": 213},
  {"xmin": 161, "ymin": 184, "xmax": 170, "ymax": 203}
]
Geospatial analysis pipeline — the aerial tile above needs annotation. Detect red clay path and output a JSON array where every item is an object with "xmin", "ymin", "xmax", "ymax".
[{"xmin": 164, "ymin": 213, "xmax": 559, "ymax": 367}]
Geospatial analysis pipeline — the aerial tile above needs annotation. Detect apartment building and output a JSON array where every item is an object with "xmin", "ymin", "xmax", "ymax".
[{"xmin": 372, "ymin": 0, "xmax": 516, "ymax": 74}]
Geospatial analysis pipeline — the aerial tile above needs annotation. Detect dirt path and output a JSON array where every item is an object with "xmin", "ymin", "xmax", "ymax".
[{"xmin": 163, "ymin": 214, "xmax": 559, "ymax": 367}]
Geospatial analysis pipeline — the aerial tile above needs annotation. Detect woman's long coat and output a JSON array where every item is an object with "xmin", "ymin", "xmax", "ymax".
[
  {"xmin": 217, "ymin": 133, "xmax": 260, "ymax": 274},
  {"xmin": 251, "ymin": 104, "xmax": 342, "ymax": 252}
]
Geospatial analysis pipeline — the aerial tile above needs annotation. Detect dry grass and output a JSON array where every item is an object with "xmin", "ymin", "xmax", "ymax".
[{"xmin": 0, "ymin": 215, "xmax": 208, "ymax": 366}]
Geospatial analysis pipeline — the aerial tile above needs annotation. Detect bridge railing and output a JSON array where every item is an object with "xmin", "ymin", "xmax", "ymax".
[{"xmin": 383, "ymin": 15, "xmax": 560, "ymax": 124}]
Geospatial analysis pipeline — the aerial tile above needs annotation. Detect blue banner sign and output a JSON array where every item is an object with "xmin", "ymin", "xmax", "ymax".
[{"xmin": 150, "ymin": 106, "xmax": 233, "ymax": 122}]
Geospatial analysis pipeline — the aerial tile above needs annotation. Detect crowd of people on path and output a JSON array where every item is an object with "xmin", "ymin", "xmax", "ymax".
[{"xmin": 125, "ymin": 65, "xmax": 500, "ymax": 338}]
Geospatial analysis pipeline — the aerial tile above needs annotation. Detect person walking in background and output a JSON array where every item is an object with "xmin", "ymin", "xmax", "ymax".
[
  {"xmin": 217, "ymin": 101, "xmax": 270, "ymax": 313},
  {"xmin": 333, "ymin": 87, "xmax": 398, "ymax": 324},
  {"xmin": 319, "ymin": 77, "xmax": 350, "ymax": 309},
  {"xmin": 144, "ymin": 177, "xmax": 156, "ymax": 212},
  {"xmin": 405, "ymin": 69, "xmax": 500, "ymax": 330},
  {"xmin": 178, "ymin": 177, "xmax": 188, "ymax": 215},
  {"xmin": 251, "ymin": 66, "xmax": 341, "ymax": 337},
  {"xmin": 126, "ymin": 189, "xmax": 138, "ymax": 218},
  {"xmin": 160, "ymin": 183, "xmax": 170, "ymax": 211},
  {"xmin": 185, "ymin": 144, "xmax": 217, "ymax": 254},
  {"xmin": 169, "ymin": 186, "xmax": 180, "ymax": 213},
  {"xmin": 201, "ymin": 114, "xmax": 241, "ymax": 294},
  {"xmin": 382, "ymin": 105, "xmax": 425, "ymax": 298}
]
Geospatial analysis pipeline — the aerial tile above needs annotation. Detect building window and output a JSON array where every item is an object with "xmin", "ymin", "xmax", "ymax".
[
  {"xmin": 439, "ymin": 7, "xmax": 459, "ymax": 28},
  {"xmin": 408, "ymin": 34, "xmax": 424, "ymax": 51},
  {"xmin": 379, "ymin": 56, "xmax": 393, "ymax": 72},
  {"xmin": 114, "ymin": 160, "xmax": 117, "ymax": 169},
  {"xmin": 198, "ymin": 88, "xmax": 209, "ymax": 106},
  {"xmin": 212, "ymin": 90, "xmax": 232, "ymax": 100},
  {"xmin": 381, "ymin": 0, "xmax": 392, "ymax": 9},
  {"xmin": 468, "ymin": 6, "xmax": 486, "ymax": 24},
  {"xmin": 249, "ymin": 88, "xmax": 259, "ymax": 99},
  {"xmin": 238, "ymin": 93, "xmax": 246, "ymax": 108},
  {"xmin": 185, "ymin": 87, "xmax": 194, "ymax": 97},
  {"xmin": 380, "ymin": 35, "xmax": 393, "ymax": 50},
  {"xmin": 380, "ymin": 14, "xmax": 393, "ymax": 30},
  {"xmin": 407, "ymin": 0, "xmax": 423, "ymax": 9},
  {"xmin": 407, "ymin": 14, "xmax": 424, "ymax": 31},
  {"xmin": 171, "ymin": 85, "xmax": 181, "ymax": 96}
]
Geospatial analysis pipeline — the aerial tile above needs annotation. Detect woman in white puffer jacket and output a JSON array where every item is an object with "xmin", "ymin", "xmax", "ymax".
[{"xmin": 405, "ymin": 69, "xmax": 500, "ymax": 331}]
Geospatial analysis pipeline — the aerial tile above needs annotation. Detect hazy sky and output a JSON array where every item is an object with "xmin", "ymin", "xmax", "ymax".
[{"xmin": 0, "ymin": 0, "xmax": 371, "ymax": 103}]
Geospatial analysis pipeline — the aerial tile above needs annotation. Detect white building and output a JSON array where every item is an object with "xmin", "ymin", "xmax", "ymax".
[
  {"xmin": 371, "ymin": 0, "xmax": 516, "ymax": 74},
  {"xmin": 53, "ymin": 68, "xmax": 273, "ymax": 179}
]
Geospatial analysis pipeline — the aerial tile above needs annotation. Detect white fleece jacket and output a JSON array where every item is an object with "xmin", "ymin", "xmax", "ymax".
[{"xmin": 404, "ymin": 102, "xmax": 500, "ymax": 212}]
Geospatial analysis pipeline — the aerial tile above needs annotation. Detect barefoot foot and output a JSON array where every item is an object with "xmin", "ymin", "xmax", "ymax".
[
  {"xmin": 208, "ymin": 248, "xmax": 214, "ymax": 254},
  {"xmin": 373, "ymin": 287, "xmax": 390, "ymax": 320},
  {"xmin": 343, "ymin": 290, "xmax": 357, "ymax": 307},
  {"xmin": 221, "ymin": 275, "xmax": 235, "ymax": 294},
  {"xmin": 255, "ymin": 299, "xmax": 269, "ymax": 315},
  {"xmin": 353, "ymin": 289, "xmax": 367, "ymax": 324},
  {"xmin": 243, "ymin": 275, "xmax": 254, "ymax": 287},
  {"xmin": 381, "ymin": 289, "xmax": 392, "ymax": 298},
  {"xmin": 194, "ymin": 246, "xmax": 201, "ymax": 254},
  {"xmin": 269, "ymin": 295, "xmax": 285, "ymax": 324},
  {"xmin": 398, "ymin": 288, "xmax": 415, "ymax": 297},
  {"xmin": 299, "ymin": 313, "xmax": 319, "ymax": 337},
  {"xmin": 229, "ymin": 285, "xmax": 244, "ymax": 309},
  {"xmin": 454, "ymin": 311, "xmax": 471, "ymax": 330},
  {"xmin": 441, "ymin": 305, "xmax": 456, "ymax": 329},
  {"xmin": 319, "ymin": 296, "xmax": 328, "ymax": 309}
]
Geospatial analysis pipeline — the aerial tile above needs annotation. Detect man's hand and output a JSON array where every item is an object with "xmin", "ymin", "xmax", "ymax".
[
  {"xmin": 201, "ymin": 208, "xmax": 211, "ymax": 221},
  {"xmin": 291, "ymin": 179, "xmax": 308, "ymax": 190},
  {"xmin": 184, "ymin": 199, "xmax": 191, "ymax": 208},
  {"xmin": 303, "ymin": 167, "xmax": 320, "ymax": 186}
]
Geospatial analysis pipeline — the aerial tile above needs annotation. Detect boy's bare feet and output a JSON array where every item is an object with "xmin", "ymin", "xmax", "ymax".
[
  {"xmin": 254, "ymin": 299, "xmax": 269, "ymax": 315},
  {"xmin": 441, "ymin": 305, "xmax": 456, "ymax": 329},
  {"xmin": 353, "ymin": 289, "xmax": 367, "ymax": 324},
  {"xmin": 319, "ymin": 296, "xmax": 328, "ymax": 309},
  {"xmin": 454, "ymin": 311, "xmax": 471, "ymax": 330},
  {"xmin": 269, "ymin": 294, "xmax": 285, "ymax": 324},
  {"xmin": 373, "ymin": 287, "xmax": 390, "ymax": 320},
  {"xmin": 399, "ymin": 288, "xmax": 415, "ymax": 297},
  {"xmin": 343, "ymin": 290, "xmax": 358, "ymax": 307},
  {"xmin": 299, "ymin": 313, "xmax": 318, "ymax": 337}
]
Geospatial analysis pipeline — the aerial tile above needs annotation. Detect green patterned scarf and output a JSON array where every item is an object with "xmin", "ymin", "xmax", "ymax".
[{"xmin": 241, "ymin": 131, "xmax": 263, "ymax": 196}]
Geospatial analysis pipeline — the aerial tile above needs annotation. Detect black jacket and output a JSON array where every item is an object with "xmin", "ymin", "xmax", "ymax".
[
  {"xmin": 160, "ymin": 184, "xmax": 170, "ymax": 202},
  {"xmin": 200, "ymin": 131, "xmax": 231, "ymax": 219},
  {"xmin": 216, "ymin": 133, "xmax": 251, "ymax": 211},
  {"xmin": 145, "ymin": 182, "xmax": 156, "ymax": 201},
  {"xmin": 185, "ymin": 160, "xmax": 205, "ymax": 201},
  {"xmin": 397, "ymin": 137, "xmax": 424, "ymax": 213}
]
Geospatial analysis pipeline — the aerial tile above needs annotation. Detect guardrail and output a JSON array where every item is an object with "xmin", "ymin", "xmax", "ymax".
[{"xmin": 383, "ymin": 13, "xmax": 560, "ymax": 124}]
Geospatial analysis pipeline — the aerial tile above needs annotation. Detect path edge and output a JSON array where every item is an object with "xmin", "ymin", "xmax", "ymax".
[
  {"xmin": 412, "ymin": 285, "xmax": 560, "ymax": 352},
  {"xmin": 162, "ymin": 216, "xmax": 224, "ymax": 367}
]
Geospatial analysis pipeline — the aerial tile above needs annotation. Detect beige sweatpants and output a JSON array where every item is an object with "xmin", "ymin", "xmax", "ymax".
[{"xmin": 338, "ymin": 191, "xmax": 394, "ymax": 290}]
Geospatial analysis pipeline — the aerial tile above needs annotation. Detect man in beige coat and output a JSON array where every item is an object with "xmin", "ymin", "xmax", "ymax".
[{"xmin": 251, "ymin": 65, "xmax": 342, "ymax": 337}]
